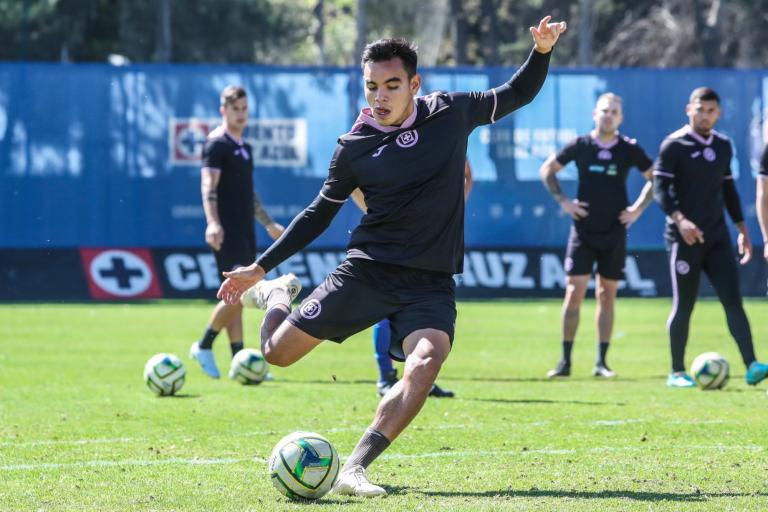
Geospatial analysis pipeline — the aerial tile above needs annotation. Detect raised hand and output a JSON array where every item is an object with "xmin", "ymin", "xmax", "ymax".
[
  {"xmin": 217, "ymin": 263, "xmax": 265, "ymax": 305},
  {"xmin": 530, "ymin": 15, "xmax": 567, "ymax": 53}
]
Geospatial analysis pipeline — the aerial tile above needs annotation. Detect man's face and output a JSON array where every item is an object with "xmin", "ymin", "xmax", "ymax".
[
  {"xmin": 686, "ymin": 99, "xmax": 720, "ymax": 135},
  {"xmin": 592, "ymin": 99, "xmax": 623, "ymax": 134},
  {"xmin": 221, "ymin": 97, "xmax": 248, "ymax": 131},
  {"xmin": 363, "ymin": 58, "xmax": 420, "ymax": 126}
]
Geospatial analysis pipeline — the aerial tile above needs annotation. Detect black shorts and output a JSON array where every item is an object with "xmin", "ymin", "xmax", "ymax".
[
  {"xmin": 564, "ymin": 226, "xmax": 626, "ymax": 280},
  {"xmin": 286, "ymin": 258, "xmax": 456, "ymax": 361},
  {"xmin": 213, "ymin": 229, "xmax": 256, "ymax": 281}
]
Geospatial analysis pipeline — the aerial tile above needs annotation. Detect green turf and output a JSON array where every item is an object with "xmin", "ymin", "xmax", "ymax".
[{"xmin": 1, "ymin": 299, "xmax": 767, "ymax": 511}]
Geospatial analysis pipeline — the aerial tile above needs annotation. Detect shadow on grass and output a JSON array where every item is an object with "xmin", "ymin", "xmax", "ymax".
[
  {"xmin": 161, "ymin": 393, "xmax": 201, "ymax": 399},
  {"xmin": 465, "ymin": 398, "xmax": 627, "ymax": 406},
  {"xmin": 403, "ymin": 487, "xmax": 765, "ymax": 502}
]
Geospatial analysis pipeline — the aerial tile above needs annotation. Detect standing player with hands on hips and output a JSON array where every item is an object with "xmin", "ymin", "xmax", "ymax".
[
  {"xmin": 218, "ymin": 16, "xmax": 566, "ymax": 497},
  {"xmin": 540, "ymin": 93, "xmax": 654, "ymax": 380}
]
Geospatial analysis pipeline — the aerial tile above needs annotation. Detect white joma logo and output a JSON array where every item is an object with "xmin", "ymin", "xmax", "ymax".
[
  {"xmin": 372, "ymin": 145, "xmax": 387, "ymax": 158},
  {"xmin": 690, "ymin": 151, "xmax": 701, "ymax": 158}
]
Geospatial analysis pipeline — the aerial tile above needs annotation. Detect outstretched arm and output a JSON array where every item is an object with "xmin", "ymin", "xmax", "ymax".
[{"xmin": 217, "ymin": 194, "xmax": 345, "ymax": 304}]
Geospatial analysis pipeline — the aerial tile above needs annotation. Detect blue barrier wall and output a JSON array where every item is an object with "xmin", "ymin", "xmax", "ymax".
[{"xmin": 1, "ymin": 63, "xmax": 766, "ymax": 250}]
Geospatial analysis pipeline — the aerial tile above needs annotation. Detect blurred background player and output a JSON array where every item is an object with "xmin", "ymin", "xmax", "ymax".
[
  {"xmin": 189, "ymin": 86, "xmax": 285, "ymax": 379},
  {"xmin": 653, "ymin": 86, "xmax": 768, "ymax": 388},
  {"xmin": 540, "ymin": 93, "xmax": 654, "ymax": 379},
  {"xmin": 218, "ymin": 17, "xmax": 565, "ymax": 497},
  {"xmin": 353, "ymin": 161, "xmax": 473, "ymax": 398},
  {"xmin": 757, "ymin": 142, "xmax": 768, "ymax": 262}
]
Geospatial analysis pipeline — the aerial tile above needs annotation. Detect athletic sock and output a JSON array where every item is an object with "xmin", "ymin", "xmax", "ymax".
[
  {"xmin": 596, "ymin": 341, "xmax": 609, "ymax": 366},
  {"xmin": 562, "ymin": 340, "xmax": 573, "ymax": 366},
  {"xmin": 267, "ymin": 289, "xmax": 292, "ymax": 310},
  {"xmin": 373, "ymin": 321, "xmax": 394, "ymax": 381},
  {"xmin": 230, "ymin": 341, "xmax": 244, "ymax": 357},
  {"xmin": 344, "ymin": 428, "xmax": 391, "ymax": 470},
  {"xmin": 198, "ymin": 327, "xmax": 219, "ymax": 349}
]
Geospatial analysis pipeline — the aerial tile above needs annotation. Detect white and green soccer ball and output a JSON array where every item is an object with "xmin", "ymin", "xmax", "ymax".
[
  {"xmin": 268, "ymin": 431, "xmax": 340, "ymax": 500},
  {"xmin": 691, "ymin": 352, "xmax": 729, "ymax": 390},
  {"xmin": 143, "ymin": 353, "xmax": 186, "ymax": 396},
  {"xmin": 229, "ymin": 348, "xmax": 269, "ymax": 385}
]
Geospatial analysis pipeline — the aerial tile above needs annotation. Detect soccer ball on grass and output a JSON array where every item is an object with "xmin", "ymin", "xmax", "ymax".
[
  {"xmin": 144, "ymin": 353, "xmax": 186, "ymax": 396},
  {"xmin": 691, "ymin": 352, "xmax": 729, "ymax": 390},
  {"xmin": 268, "ymin": 431, "xmax": 340, "ymax": 500},
  {"xmin": 229, "ymin": 348, "xmax": 269, "ymax": 384}
]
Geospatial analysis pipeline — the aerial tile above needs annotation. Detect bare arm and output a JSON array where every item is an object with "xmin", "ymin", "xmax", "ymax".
[
  {"xmin": 253, "ymin": 190, "xmax": 284, "ymax": 240},
  {"xmin": 201, "ymin": 167, "xmax": 223, "ymax": 250},
  {"xmin": 540, "ymin": 154, "xmax": 588, "ymax": 219},
  {"xmin": 619, "ymin": 168, "xmax": 654, "ymax": 227},
  {"xmin": 351, "ymin": 188, "xmax": 367, "ymax": 213},
  {"xmin": 464, "ymin": 160, "xmax": 474, "ymax": 201}
]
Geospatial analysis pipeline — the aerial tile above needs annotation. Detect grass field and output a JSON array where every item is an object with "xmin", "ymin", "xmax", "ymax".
[{"xmin": 1, "ymin": 299, "xmax": 767, "ymax": 511}]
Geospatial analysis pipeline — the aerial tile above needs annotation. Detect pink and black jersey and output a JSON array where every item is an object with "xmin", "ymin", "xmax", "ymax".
[
  {"xmin": 556, "ymin": 133, "xmax": 652, "ymax": 236},
  {"xmin": 653, "ymin": 125, "xmax": 744, "ymax": 243},
  {"xmin": 202, "ymin": 127, "xmax": 255, "ymax": 232},
  {"xmin": 257, "ymin": 49, "xmax": 551, "ymax": 275}
]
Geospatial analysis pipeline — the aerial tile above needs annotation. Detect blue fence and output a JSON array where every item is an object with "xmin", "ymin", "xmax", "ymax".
[{"xmin": 1, "ymin": 63, "xmax": 766, "ymax": 250}]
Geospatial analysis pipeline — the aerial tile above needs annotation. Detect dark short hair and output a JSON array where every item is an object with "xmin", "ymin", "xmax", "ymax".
[
  {"xmin": 689, "ymin": 87, "xmax": 720, "ymax": 104},
  {"xmin": 220, "ymin": 85, "xmax": 247, "ymax": 107},
  {"xmin": 361, "ymin": 38, "xmax": 418, "ymax": 78}
]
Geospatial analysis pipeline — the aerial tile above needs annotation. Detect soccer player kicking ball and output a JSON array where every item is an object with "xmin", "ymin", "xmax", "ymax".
[
  {"xmin": 540, "ymin": 93, "xmax": 654, "ymax": 379},
  {"xmin": 218, "ymin": 16, "xmax": 566, "ymax": 497},
  {"xmin": 653, "ymin": 87, "xmax": 768, "ymax": 388}
]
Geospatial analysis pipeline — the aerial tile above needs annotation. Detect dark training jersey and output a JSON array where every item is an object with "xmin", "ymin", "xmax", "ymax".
[
  {"xmin": 653, "ymin": 125, "xmax": 744, "ymax": 243},
  {"xmin": 257, "ymin": 49, "xmax": 551, "ymax": 275},
  {"xmin": 760, "ymin": 143, "xmax": 768, "ymax": 177},
  {"xmin": 201, "ymin": 126, "xmax": 255, "ymax": 233},
  {"xmin": 555, "ymin": 133, "xmax": 652, "ymax": 237}
]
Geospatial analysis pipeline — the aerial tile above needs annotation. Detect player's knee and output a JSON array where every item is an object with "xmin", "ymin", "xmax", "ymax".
[
  {"xmin": 404, "ymin": 353, "xmax": 442, "ymax": 393},
  {"xmin": 262, "ymin": 343, "xmax": 293, "ymax": 367}
]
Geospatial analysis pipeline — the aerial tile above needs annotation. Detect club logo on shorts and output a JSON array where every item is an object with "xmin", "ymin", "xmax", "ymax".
[
  {"xmin": 675, "ymin": 260, "xmax": 690, "ymax": 275},
  {"xmin": 703, "ymin": 147, "xmax": 716, "ymax": 162},
  {"xmin": 300, "ymin": 299, "xmax": 322, "ymax": 319},
  {"xmin": 597, "ymin": 149, "xmax": 612, "ymax": 160},
  {"xmin": 396, "ymin": 130, "xmax": 419, "ymax": 148},
  {"xmin": 564, "ymin": 257, "xmax": 574, "ymax": 272}
]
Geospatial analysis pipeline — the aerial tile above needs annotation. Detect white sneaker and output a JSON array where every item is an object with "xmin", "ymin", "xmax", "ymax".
[
  {"xmin": 332, "ymin": 465, "xmax": 386, "ymax": 497},
  {"xmin": 240, "ymin": 273, "xmax": 302, "ymax": 309},
  {"xmin": 189, "ymin": 342, "xmax": 220, "ymax": 379}
]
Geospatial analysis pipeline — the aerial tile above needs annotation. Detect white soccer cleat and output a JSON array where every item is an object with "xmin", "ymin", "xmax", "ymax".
[
  {"xmin": 592, "ymin": 364, "xmax": 616, "ymax": 378},
  {"xmin": 240, "ymin": 273, "xmax": 302, "ymax": 309},
  {"xmin": 332, "ymin": 465, "xmax": 387, "ymax": 497}
]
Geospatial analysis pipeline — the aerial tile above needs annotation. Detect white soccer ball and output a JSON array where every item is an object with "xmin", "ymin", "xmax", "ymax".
[
  {"xmin": 144, "ymin": 353, "xmax": 186, "ymax": 396},
  {"xmin": 268, "ymin": 431, "xmax": 340, "ymax": 500},
  {"xmin": 229, "ymin": 348, "xmax": 269, "ymax": 385},
  {"xmin": 691, "ymin": 352, "xmax": 729, "ymax": 390}
]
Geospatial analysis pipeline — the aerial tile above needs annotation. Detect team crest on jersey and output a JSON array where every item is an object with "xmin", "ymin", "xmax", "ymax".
[
  {"xmin": 703, "ymin": 147, "xmax": 716, "ymax": 162},
  {"xmin": 300, "ymin": 299, "xmax": 322, "ymax": 319},
  {"xmin": 675, "ymin": 260, "xmax": 690, "ymax": 275},
  {"xmin": 396, "ymin": 130, "xmax": 419, "ymax": 148},
  {"xmin": 597, "ymin": 149, "xmax": 612, "ymax": 160}
]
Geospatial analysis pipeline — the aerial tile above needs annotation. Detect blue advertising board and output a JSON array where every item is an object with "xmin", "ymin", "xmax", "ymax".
[{"xmin": 0, "ymin": 63, "xmax": 766, "ymax": 251}]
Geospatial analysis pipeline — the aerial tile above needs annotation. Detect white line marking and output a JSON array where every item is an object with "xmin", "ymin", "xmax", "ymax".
[{"xmin": 0, "ymin": 445, "xmax": 762, "ymax": 472}]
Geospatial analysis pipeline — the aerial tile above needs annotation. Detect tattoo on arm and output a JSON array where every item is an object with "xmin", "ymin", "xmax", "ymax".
[
  {"xmin": 253, "ymin": 193, "xmax": 274, "ymax": 226},
  {"xmin": 544, "ymin": 173, "xmax": 565, "ymax": 203}
]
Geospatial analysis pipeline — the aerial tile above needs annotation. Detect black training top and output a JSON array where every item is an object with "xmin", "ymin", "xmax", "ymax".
[
  {"xmin": 201, "ymin": 126, "xmax": 255, "ymax": 231},
  {"xmin": 256, "ymin": 48, "xmax": 551, "ymax": 274},
  {"xmin": 653, "ymin": 125, "xmax": 744, "ymax": 243},
  {"xmin": 556, "ymin": 133, "xmax": 652, "ymax": 236}
]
